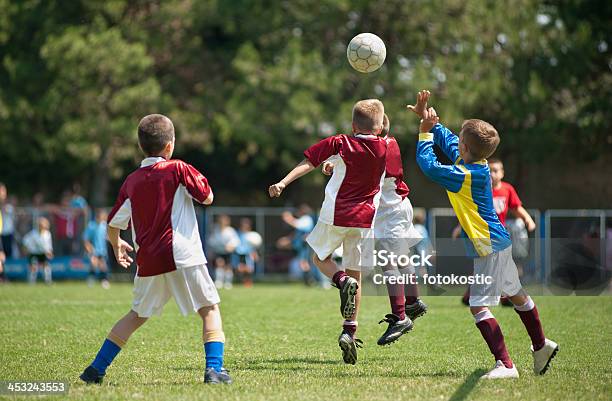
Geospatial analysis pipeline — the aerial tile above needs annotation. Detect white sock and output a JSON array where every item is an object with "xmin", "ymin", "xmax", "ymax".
[
  {"xmin": 215, "ymin": 268, "xmax": 224, "ymax": 283},
  {"xmin": 514, "ymin": 296, "xmax": 535, "ymax": 312},
  {"xmin": 44, "ymin": 266, "xmax": 52, "ymax": 283}
]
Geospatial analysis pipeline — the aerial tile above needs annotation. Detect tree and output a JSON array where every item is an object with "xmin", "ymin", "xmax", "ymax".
[{"xmin": 40, "ymin": 19, "xmax": 162, "ymax": 206}]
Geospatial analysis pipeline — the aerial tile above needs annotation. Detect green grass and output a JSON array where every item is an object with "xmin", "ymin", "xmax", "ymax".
[{"xmin": 0, "ymin": 283, "xmax": 610, "ymax": 401}]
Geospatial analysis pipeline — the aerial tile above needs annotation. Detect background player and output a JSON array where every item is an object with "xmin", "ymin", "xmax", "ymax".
[
  {"xmin": 411, "ymin": 91, "xmax": 558, "ymax": 379},
  {"xmin": 269, "ymin": 99, "xmax": 387, "ymax": 364},
  {"xmin": 79, "ymin": 114, "xmax": 231, "ymax": 385},
  {"xmin": 83, "ymin": 209, "xmax": 110, "ymax": 289},
  {"xmin": 23, "ymin": 217, "xmax": 53, "ymax": 285}
]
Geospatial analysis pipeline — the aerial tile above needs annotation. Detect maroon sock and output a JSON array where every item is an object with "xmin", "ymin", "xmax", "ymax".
[
  {"xmin": 404, "ymin": 281, "xmax": 419, "ymax": 305},
  {"xmin": 343, "ymin": 321, "xmax": 357, "ymax": 338},
  {"xmin": 386, "ymin": 282, "xmax": 406, "ymax": 320},
  {"xmin": 332, "ymin": 271, "xmax": 347, "ymax": 287},
  {"xmin": 476, "ymin": 318, "xmax": 513, "ymax": 368},
  {"xmin": 515, "ymin": 306, "xmax": 546, "ymax": 351}
]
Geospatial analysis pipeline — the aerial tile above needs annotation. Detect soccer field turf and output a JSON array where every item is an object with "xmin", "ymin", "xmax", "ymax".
[{"xmin": 0, "ymin": 283, "xmax": 610, "ymax": 401}]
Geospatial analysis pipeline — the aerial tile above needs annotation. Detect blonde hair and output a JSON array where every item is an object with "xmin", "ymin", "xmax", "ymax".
[
  {"xmin": 460, "ymin": 119, "xmax": 500, "ymax": 160},
  {"xmin": 352, "ymin": 99, "xmax": 384, "ymax": 134}
]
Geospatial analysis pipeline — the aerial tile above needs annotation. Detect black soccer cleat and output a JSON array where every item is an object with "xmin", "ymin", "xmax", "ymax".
[
  {"xmin": 377, "ymin": 313, "xmax": 414, "ymax": 346},
  {"xmin": 338, "ymin": 331, "xmax": 363, "ymax": 365},
  {"xmin": 405, "ymin": 298, "xmax": 428, "ymax": 321},
  {"xmin": 204, "ymin": 367, "xmax": 232, "ymax": 384},
  {"xmin": 337, "ymin": 276, "xmax": 359, "ymax": 319},
  {"xmin": 79, "ymin": 365, "xmax": 104, "ymax": 384}
]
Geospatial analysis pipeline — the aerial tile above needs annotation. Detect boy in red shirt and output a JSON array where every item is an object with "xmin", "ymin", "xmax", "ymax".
[
  {"xmin": 80, "ymin": 114, "xmax": 231, "ymax": 385},
  {"xmin": 269, "ymin": 99, "xmax": 387, "ymax": 364}
]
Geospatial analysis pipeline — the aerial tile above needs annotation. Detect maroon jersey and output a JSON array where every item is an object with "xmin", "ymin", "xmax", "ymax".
[
  {"xmin": 492, "ymin": 181, "xmax": 522, "ymax": 225},
  {"xmin": 304, "ymin": 134, "xmax": 387, "ymax": 228},
  {"xmin": 108, "ymin": 157, "xmax": 211, "ymax": 277},
  {"xmin": 380, "ymin": 135, "xmax": 410, "ymax": 206}
]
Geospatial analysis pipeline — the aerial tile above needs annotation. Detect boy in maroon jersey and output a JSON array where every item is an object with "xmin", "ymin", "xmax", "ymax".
[
  {"xmin": 323, "ymin": 114, "xmax": 427, "ymax": 345},
  {"xmin": 80, "ymin": 114, "xmax": 231, "ymax": 385},
  {"xmin": 269, "ymin": 99, "xmax": 387, "ymax": 364}
]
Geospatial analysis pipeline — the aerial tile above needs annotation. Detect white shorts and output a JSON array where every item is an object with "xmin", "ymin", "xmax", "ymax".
[
  {"xmin": 469, "ymin": 246, "xmax": 522, "ymax": 307},
  {"xmin": 306, "ymin": 221, "xmax": 373, "ymax": 271},
  {"xmin": 374, "ymin": 198, "xmax": 423, "ymax": 256},
  {"xmin": 132, "ymin": 265, "xmax": 220, "ymax": 318}
]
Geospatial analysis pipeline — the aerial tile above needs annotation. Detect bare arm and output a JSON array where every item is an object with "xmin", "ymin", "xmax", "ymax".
[
  {"xmin": 107, "ymin": 226, "xmax": 134, "ymax": 268},
  {"xmin": 269, "ymin": 159, "xmax": 315, "ymax": 198},
  {"xmin": 510, "ymin": 206, "xmax": 536, "ymax": 232}
]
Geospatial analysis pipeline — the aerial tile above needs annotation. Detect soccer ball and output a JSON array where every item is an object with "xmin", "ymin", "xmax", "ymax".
[{"xmin": 346, "ymin": 33, "xmax": 386, "ymax": 73}]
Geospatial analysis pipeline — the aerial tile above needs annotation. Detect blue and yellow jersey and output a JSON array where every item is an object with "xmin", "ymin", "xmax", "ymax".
[{"xmin": 416, "ymin": 123, "xmax": 511, "ymax": 257}]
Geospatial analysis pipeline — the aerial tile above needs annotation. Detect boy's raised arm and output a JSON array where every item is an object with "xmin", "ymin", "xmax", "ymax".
[
  {"xmin": 408, "ymin": 90, "xmax": 460, "ymax": 162},
  {"xmin": 416, "ymin": 108, "xmax": 466, "ymax": 192}
]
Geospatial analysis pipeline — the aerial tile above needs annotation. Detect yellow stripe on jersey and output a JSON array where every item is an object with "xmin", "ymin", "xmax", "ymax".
[
  {"xmin": 0, "ymin": 210, "xmax": 3, "ymax": 233},
  {"xmin": 446, "ymin": 165, "xmax": 492, "ymax": 256},
  {"xmin": 419, "ymin": 133, "xmax": 434, "ymax": 141}
]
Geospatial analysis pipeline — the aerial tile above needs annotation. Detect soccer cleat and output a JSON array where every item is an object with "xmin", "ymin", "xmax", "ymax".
[
  {"xmin": 79, "ymin": 365, "xmax": 104, "ymax": 384},
  {"xmin": 532, "ymin": 338, "xmax": 559, "ymax": 375},
  {"xmin": 338, "ymin": 331, "xmax": 363, "ymax": 365},
  {"xmin": 204, "ymin": 367, "xmax": 232, "ymax": 384},
  {"xmin": 377, "ymin": 314, "xmax": 414, "ymax": 346},
  {"xmin": 405, "ymin": 298, "xmax": 428, "ymax": 321},
  {"xmin": 481, "ymin": 360, "xmax": 519, "ymax": 379},
  {"xmin": 337, "ymin": 276, "xmax": 359, "ymax": 319}
]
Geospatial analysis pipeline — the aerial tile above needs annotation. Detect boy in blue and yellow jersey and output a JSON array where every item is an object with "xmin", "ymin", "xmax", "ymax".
[{"xmin": 408, "ymin": 91, "xmax": 558, "ymax": 379}]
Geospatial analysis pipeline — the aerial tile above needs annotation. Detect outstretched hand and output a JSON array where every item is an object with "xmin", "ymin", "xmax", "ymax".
[
  {"xmin": 407, "ymin": 90, "xmax": 431, "ymax": 118},
  {"xmin": 419, "ymin": 107, "xmax": 440, "ymax": 133}
]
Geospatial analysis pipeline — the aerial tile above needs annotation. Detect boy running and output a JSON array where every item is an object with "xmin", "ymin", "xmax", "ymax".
[
  {"xmin": 410, "ymin": 91, "xmax": 558, "ymax": 379},
  {"xmin": 323, "ymin": 114, "xmax": 427, "ymax": 346},
  {"xmin": 269, "ymin": 99, "xmax": 387, "ymax": 364},
  {"xmin": 79, "ymin": 114, "xmax": 231, "ymax": 385}
]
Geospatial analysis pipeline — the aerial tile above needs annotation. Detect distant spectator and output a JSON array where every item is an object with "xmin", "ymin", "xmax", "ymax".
[
  {"xmin": 233, "ymin": 218, "xmax": 262, "ymax": 287},
  {"xmin": 83, "ymin": 209, "xmax": 110, "ymax": 289},
  {"xmin": 209, "ymin": 215, "xmax": 239, "ymax": 289},
  {"xmin": 52, "ymin": 192, "xmax": 79, "ymax": 256},
  {"xmin": 278, "ymin": 204, "xmax": 321, "ymax": 286},
  {"xmin": 0, "ymin": 182, "xmax": 16, "ymax": 258},
  {"xmin": 23, "ymin": 217, "xmax": 54, "ymax": 284}
]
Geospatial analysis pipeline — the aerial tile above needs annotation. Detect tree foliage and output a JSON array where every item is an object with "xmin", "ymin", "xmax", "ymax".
[{"xmin": 0, "ymin": 0, "xmax": 609, "ymax": 206}]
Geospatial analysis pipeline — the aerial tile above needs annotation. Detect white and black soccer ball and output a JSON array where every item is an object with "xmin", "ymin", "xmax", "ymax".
[{"xmin": 346, "ymin": 33, "xmax": 386, "ymax": 73}]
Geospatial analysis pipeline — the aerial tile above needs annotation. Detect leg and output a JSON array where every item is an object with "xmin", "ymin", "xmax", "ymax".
[
  {"xmin": 28, "ymin": 262, "xmax": 37, "ymax": 284},
  {"xmin": 43, "ymin": 262, "xmax": 52, "ymax": 284},
  {"xmin": 311, "ymin": 254, "xmax": 342, "ymax": 281},
  {"xmin": 198, "ymin": 304, "xmax": 226, "ymax": 373},
  {"xmin": 82, "ymin": 310, "xmax": 148, "ymax": 382},
  {"xmin": 471, "ymin": 305, "xmax": 514, "ymax": 370}
]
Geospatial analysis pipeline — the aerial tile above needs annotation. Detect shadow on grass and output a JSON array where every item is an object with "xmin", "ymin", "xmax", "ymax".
[{"xmin": 447, "ymin": 369, "xmax": 484, "ymax": 401}]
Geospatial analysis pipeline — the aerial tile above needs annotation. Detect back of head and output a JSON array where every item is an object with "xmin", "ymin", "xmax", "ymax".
[
  {"xmin": 381, "ymin": 114, "xmax": 390, "ymax": 136},
  {"xmin": 138, "ymin": 114, "xmax": 175, "ymax": 156},
  {"xmin": 460, "ymin": 119, "xmax": 500, "ymax": 160},
  {"xmin": 352, "ymin": 99, "xmax": 384, "ymax": 135}
]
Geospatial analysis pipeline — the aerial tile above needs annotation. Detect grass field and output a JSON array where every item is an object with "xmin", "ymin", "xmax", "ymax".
[{"xmin": 0, "ymin": 283, "xmax": 610, "ymax": 401}]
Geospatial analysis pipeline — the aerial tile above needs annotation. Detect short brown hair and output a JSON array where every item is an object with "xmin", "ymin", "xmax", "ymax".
[
  {"xmin": 487, "ymin": 157, "xmax": 503, "ymax": 167},
  {"xmin": 460, "ymin": 119, "xmax": 499, "ymax": 160},
  {"xmin": 137, "ymin": 114, "xmax": 175, "ymax": 156},
  {"xmin": 352, "ymin": 99, "xmax": 384, "ymax": 134},
  {"xmin": 381, "ymin": 114, "xmax": 390, "ymax": 136}
]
